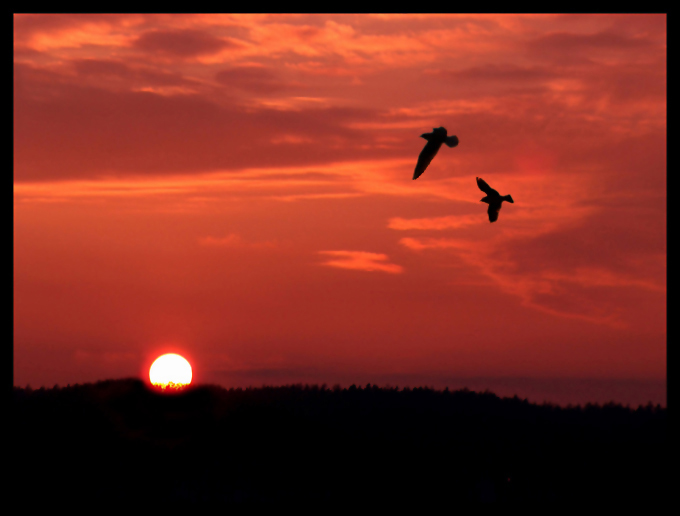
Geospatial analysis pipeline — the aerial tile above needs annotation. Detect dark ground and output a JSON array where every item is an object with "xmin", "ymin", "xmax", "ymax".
[{"xmin": 12, "ymin": 379, "xmax": 667, "ymax": 508}]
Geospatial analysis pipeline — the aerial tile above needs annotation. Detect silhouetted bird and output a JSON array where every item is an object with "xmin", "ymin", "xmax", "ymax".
[
  {"xmin": 413, "ymin": 127, "xmax": 459, "ymax": 180},
  {"xmin": 476, "ymin": 177, "xmax": 514, "ymax": 222}
]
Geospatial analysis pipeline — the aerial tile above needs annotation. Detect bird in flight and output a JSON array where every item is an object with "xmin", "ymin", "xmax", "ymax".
[
  {"xmin": 413, "ymin": 127, "xmax": 459, "ymax": 180},
  {"xmin": 476, "ymin": 177, "xmax": 514, "ymax": 222}
]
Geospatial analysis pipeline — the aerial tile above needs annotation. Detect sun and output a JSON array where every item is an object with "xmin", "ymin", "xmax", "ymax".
[{"xmin": 149, "ymin": 353, "xmax": 192, "ymax": 390}]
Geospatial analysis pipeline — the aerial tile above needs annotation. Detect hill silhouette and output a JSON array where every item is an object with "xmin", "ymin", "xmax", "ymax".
[{"xmin": 12, "ymin": 379, "xmax": 666, "ymax": 508}]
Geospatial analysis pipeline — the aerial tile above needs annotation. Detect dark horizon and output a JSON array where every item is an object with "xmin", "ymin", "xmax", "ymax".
[
  {"xmin": 13, "ymin": 377, "xmax": 667, "ymax": 507},
  {"xmin": 16, "ymin": 374, "xmax": 667, "ymax": 409}
]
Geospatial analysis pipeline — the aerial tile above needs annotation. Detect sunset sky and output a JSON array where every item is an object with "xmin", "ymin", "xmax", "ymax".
[{"xmin": 14, "ymin": 14, "xmax": 666, "ymax": 405}]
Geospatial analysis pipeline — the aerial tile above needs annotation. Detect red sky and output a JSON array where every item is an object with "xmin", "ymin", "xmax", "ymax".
[{"xmin": 13, "ymin": 14, "xmax": 666, "ymax": 405}]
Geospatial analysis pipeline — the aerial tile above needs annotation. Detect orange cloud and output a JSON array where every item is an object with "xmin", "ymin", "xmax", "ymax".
[
  {"xmin": 389, "ymin": 214, "xmax": 481, "ymax": 231},
  {"xmin": 318, "ymin": 251, "xmax": 403, "ymax": 274},
  {"xmin": 14, "ymin": 14, "xmax": 135, "ymax": 52},
  {"xmin": 198, "ymin": 234, "xmax": 242, "ymax": 246},
  {"xmin": 198, "ymin": 234, "xmax": 277, "ymax": 248},
  {"xmin": 390, "ymin": 165, "xmax": 666, "ymax": 327},
  {"xmin": 397, "ymin": 225, "xmax": 665, "ymax": 328}
]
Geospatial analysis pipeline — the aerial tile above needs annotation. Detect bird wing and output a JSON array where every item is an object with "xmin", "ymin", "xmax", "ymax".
[
  {"xmin": 488, "ymin": 202, "xmax": 501, "ymax": 223},
  {"xmin": 476, "ymin": 177, "xmax": 498, "ymax": 196},
  {"xmin": 444, "ymin": 135, "xmax": 459, "ymax": 148},
  {"xmin": 413, "ymin": 142, "xmax": 439, "ymax": 180}
]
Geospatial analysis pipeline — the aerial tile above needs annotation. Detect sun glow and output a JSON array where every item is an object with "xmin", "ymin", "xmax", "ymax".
[{"xmin": 149, "ymin": 353, "xmax": 192, "ymax": 390}]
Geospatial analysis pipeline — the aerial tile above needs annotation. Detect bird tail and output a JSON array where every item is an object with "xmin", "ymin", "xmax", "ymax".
[
  {"xmin": 504, "ymin": 195, "xmax": 514, "ymax": 203},
  {"xmin": 444, "ymin": 135, "xmax": 459, "ymax": 148}
]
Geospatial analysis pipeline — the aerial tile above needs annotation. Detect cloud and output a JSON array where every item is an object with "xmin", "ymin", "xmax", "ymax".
[
  {"xmin": 529, "ymin": 29, "xmax": 658, "ymax": 56},
  {"xmin": 541, "ymin": 268, "xmax": 665, "ymax": 293},
  {"xmin": 427, "ymin": 64, "xmax": 558, "ymax": 98},
  {"xmin": 14, "ymin": 13, "xmax": 134, "ymax": 51},
  {"xmin": 391, "ymin": 169, "xmax": 665, "ymax": 327},
  {"xmin": 198, "ymin": 234, "xmax": 242, "ymax": 247},
  {"xmin": 133, "ymin": 29, "xmax": 243, "ymax": 57},
  {"xmin": 12, "ymin": 161, "xmax": 377, "ymax": 205},
  {"xmin": 71, "ymin": 58, "xmax": 196, "ymax": 88},
  {"xmin": 215, "ymin": 65, "xmax": 297, "ymax": 93},
  {"xmin": 14, "ymin": 12, "xmax": 666, "ymax": 189},
  {"xmin": 198, "ymin": 234, "xmax": 276, "ymax": 248},
  {"xmin": 399, "ymin": 237, "xmax": 464, "ymax": 251},
  {"xmin": 14, "ymin": 63, "xmax": 395, "ymax": 181},
  {"xmin": 389, "ymin": 214, "xmax": 481, "ymax": 231},
  {"xmin": 318, "ymin": 251, "xmax": 403, "ymax": 274},
  {"xmin": 398, "ymin": 225, "xmax": 665, "ymax": 328}
]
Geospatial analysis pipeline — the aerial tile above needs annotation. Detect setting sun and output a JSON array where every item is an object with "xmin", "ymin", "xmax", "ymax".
[{"xmin": 149, "ymin": 354, "xmax": 192, "ymax": 390}]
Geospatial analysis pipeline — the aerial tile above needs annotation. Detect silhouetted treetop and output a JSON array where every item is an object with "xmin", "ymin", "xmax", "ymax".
[{"xmin": 12, "ymin": 379, "xmax": 666, "ymax": 508}]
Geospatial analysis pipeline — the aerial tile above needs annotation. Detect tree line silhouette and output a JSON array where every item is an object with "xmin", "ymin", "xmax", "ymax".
[{"xmin": 12, "ymin": 379, "xmax": 666, "ymax": 508}]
